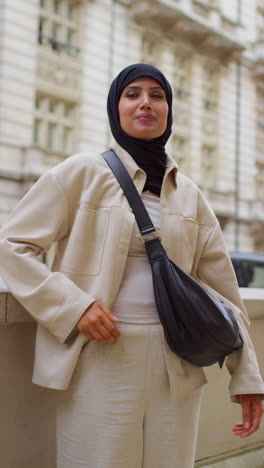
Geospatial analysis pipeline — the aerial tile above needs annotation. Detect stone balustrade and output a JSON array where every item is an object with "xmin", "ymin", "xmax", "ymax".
[{"xmin": 0, "ymin": 280, "xmax": 264, "ymax": 467}]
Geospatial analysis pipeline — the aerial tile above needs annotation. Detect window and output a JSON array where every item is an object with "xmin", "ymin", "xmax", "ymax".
[
  {"xmin": 206, "ymin": 0, "xmax": 219, "ymax": 7},
  {"xmin": 256, "ymin": 88, "xmax": 264, "ymax": 133},
  {"xmin": 64, "ymin": 102, "xmax": 72, "ymax": 117},
  {"xmin": 49, "ymin": 98, "xmax": 57, "ymax": 113},
  {"xmin": 62, "ymin": 127, "xmax": 71, "ymax": 153},
  {"xmin": 68, "ymin": 3, "xmax": 74, "ymax": 20},
  {"xmin": 202, "ymin": 64, "xmax": 219, "ymax": 111},
  {"xmin": 230, "ymin": 252, "xmax": 264, "ymax": 288},
  {"xmin": 201, "ymin": 145, "xmax": 216, "ymax": 187},
  {"xmin": 47, "ymin": 122, "xmax": 57, "ymax": 149},
  {"xmin": 66, "ymin": 28, "xmax": 75, "ymax": 56},
  {"xmin": 38, "ymin": 0, "xmax": 80, "ymax": 57},
  {"xmin": 257, "ymin": 6, "xmax": 264, "ymax": 39},
  {"xmin": 35, "ymin": 94, "xmax": 42, "ymax": 109},
  {"xmin": 172, "ymin": 135, "xmax": 189, "ymax": 173},
  {"xmin": 33, "ymin": 94, "xmax": 76, "ymax": 154},
  {"xmin": 53, "ymin": 0, "xmax": 60, "ymax": 14},
  {"xmin": 33, "ymin": 119, "xmax": 42, "ymax": 145},
  {"xmin": 52, "ymin": 22, "xmax": 60, "ymax": 40},
  {"xmin": 256, "ymin": 163, "xmax": 264, "ymax": 201},
  {"xmin": 256, "ymin": 87, "xmax": 264, "ymax": 159},
  {"xmin": 141, "ymin": 36, "xmax": 161, "ymax": 66},
  {"xmin": 173, "ymin": 55, "xmax": 191, "ymax": 101}
]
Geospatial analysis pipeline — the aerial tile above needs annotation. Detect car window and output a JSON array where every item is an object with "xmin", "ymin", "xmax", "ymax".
[{"xmin": 231, "ymin": 258, "xmax": 264, "ymax": 288}]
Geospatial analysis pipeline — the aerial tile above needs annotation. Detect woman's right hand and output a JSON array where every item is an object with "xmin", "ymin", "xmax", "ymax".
[{"xmin": 76, "ymin": 301, "xmax": 120, "ymax": 344}]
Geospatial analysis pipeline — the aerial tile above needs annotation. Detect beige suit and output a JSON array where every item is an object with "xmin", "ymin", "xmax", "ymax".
[{"xmin": 0, "ymin": 144, "xmax": 263, "ymax": 400}]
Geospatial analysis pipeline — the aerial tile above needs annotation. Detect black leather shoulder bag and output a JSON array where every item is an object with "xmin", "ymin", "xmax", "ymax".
[{"xmin": 102, "ymin": 150, "xmax": 243, "ymax": 367}]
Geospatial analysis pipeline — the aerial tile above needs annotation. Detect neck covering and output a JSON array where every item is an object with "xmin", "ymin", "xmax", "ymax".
[{"xmin": 107, "ymin": 63, "xmax": 173, "ymax": 195}]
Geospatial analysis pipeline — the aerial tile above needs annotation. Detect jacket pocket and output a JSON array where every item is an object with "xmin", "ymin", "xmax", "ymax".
[
  {"xmin": 181, "ymin": 218, "xmax": 199, "ymax": 274},
  {"xmin": 168, "ymin": 216, "xmax": 199, "ymax": 274},
  {"xmin": 60, "ymin": 205, "xmax": 110, "ymax": 275}
]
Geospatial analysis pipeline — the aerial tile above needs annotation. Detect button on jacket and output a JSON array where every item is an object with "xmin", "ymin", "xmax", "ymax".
[{"xmin": 0, "ymin": 144, "xmax": 263, "ymax": 400}]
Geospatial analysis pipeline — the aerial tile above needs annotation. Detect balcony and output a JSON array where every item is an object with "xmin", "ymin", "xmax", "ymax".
[
  {"xmin": 130, "ymin": 0, "xmax": 244, "ymax": 60},
  {"xmin": 36, "ymin": 47, "xmax": 81, "ymax": 102}
]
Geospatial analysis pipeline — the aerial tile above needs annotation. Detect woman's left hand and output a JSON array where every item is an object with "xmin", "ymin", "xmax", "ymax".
[{"xmin": 233, "ymin": 394, "xmax": 263, "ymax": 438}]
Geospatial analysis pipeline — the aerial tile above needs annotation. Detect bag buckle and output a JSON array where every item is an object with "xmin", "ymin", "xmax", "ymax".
[{"xmin": 140, "ymin": 230, "xmax": 161, "ymax": 244}]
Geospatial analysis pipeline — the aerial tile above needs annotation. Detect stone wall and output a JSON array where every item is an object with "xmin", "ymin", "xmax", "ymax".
[{"xmin": 0, "ymin": 282, "xmax": 263, "ymax": 467}]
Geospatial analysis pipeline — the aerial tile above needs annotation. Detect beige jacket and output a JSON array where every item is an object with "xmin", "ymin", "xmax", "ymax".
[{"xmin": 0, "ymin": 144, "xmax": 263, "ymax": 400}]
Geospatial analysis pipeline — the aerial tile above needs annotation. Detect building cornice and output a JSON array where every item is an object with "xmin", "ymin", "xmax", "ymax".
[{"xmin": 130, "ymin": 0, "xmax": 245, "ymax": 60}]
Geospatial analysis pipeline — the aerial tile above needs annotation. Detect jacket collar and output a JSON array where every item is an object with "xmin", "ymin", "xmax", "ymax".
[{"xmin": 112, "ymin": 142, "xmax": 178, "ymax": 184}]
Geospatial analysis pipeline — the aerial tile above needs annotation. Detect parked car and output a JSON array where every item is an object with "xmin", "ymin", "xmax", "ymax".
[{"xmin": 229, "ymin": 252, "xmax": 264, "ymax": 288}]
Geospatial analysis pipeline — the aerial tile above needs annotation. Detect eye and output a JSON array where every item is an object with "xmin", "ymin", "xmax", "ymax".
[
  {"xmin": 126, "ymin": 92, "xmax": 139, "ymax": 98},
  {"xmin": 152, "ymin": 93, "xmax": 165, "ymax": 99}
]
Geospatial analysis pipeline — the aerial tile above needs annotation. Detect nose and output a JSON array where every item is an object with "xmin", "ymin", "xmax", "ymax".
[{"xmin": 139, "ymin": 92, "xmax": 151, "ymax": 109}]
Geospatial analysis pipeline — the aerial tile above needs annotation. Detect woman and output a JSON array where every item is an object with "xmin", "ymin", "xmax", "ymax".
[{"xmin": 0, "ymin": 63, "xmax": 263, "ymax": 468}]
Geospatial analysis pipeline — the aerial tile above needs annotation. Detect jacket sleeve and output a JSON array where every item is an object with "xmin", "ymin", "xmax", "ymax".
[
  {"xmin": 196, "ymin": 222, "xmax": 264, "ymax": 402},
  {"xmin": 0, "ymin": 170, "xmax": 95, "ymax": 344}
]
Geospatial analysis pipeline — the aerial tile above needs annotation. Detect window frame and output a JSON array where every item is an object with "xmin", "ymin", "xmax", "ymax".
[
  {"xmin": 33, "ymin": 93, "xmax": 76, "ymax": 155},
  {"xmin": 37, "ymin": 0, "xmax": 80, "ymax": 57}
]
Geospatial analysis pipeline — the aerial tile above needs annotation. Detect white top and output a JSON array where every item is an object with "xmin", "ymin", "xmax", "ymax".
[{"xmin": 112, "ymin": 191, "xmax": 160, "ymax": 323}]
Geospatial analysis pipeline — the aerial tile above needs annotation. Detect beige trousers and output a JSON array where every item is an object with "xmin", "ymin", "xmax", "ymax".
[{"xmin": 57, "ymin": 323, "xmax": 203, "ymax": 468}]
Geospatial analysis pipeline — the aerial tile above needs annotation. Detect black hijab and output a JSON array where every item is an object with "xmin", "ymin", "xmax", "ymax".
[{"xmin": 107, "ymin": 63, "xmax": 173, "ymax": 195}]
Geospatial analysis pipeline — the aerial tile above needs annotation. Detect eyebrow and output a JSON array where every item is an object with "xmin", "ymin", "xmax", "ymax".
[{"xmin": 124, "ymin": 85, "xmax": 164, "ymax": 91}]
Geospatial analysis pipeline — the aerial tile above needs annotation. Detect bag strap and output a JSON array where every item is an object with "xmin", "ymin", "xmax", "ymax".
[{"xmin": 101, "ymin": 150, "xmax": 159, "ymax": 240}]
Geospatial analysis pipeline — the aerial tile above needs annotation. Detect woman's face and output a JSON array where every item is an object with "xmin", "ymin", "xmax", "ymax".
[{"xmin": 118, "ymin": 77, "xmax": 169, "ymax": 140}]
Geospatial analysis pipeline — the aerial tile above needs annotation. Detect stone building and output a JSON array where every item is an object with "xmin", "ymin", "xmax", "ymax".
[{"xmin": 0, "ymin": 0, "xmax": 263, "ymax": 252}]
